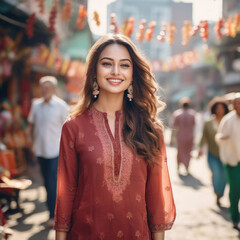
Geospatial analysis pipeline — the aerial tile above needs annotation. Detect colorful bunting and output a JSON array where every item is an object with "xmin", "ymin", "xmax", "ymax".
[
  {"xmin": 93, "ymin": 11, "xmax": 100, "ymax": 26},
  {"xmin": 36, "ymin": 0, "xmax": 45, "ymax": 14},
  {"xmin": 48, "ymin": 0, "xmax": 58, "ymax": 33},
  {"xmin": 109, "ymin": 13, "xmax": 119, "ymax": 33},
  {"xmin": 61, "ymin": 0, "xmax": 73, "ymax": 22},
  {"xmin": 76, "ymin": 5, "xmax": 88, "ymax": 30},
  {"xmin": 181, "ymin": 21, "xmax": 192, "ymax": 46},
  {"xmin": 136, "ymin": 19, "xmax": 146, "ymax": 43},
  {"xmin": 26, "ymin": 13, "xmax": 36, "ymax": 39},
  {"xmin": 145, "ymin": 21, "xmax": 156, "ymax": 41}
]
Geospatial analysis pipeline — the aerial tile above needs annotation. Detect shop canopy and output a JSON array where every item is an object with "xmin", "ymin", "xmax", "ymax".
[
  {"xmin": 0, "ymin": 0, "xmax": 52, "ymax": 46},
  {"xmin": 170, "ymin": 86, "xmax": 196, "ymax": 102}
]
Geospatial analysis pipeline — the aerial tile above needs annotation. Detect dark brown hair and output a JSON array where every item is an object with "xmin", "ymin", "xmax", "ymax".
[
  {"xmin": 71, "ymin": 33, "xmax": 165, "ymax": 164},
  {"xmin": 209, "ymin": 96, "xmax": 229, "ymax": 115}
]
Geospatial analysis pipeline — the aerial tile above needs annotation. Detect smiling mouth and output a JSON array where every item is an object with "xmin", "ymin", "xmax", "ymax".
[{"xmin": 107, "ymin": 78, "xmax": 123, "ymax": 83}]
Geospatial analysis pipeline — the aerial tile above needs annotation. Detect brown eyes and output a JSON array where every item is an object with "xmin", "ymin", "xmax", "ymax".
[{"xmin": 102, "ymin": 62, "xmax": 130, "ymax": 68}]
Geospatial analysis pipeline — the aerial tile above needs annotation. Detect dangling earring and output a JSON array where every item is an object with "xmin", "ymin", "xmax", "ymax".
[
  {"xmin": 93, "ymin": 81, "xmax": 99, "ymax": 98},
  {"xmin": 127, "ymin": 84, "xmax": 133, "ymax": 101}
]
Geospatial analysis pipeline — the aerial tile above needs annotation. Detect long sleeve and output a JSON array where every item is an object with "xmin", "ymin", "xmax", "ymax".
[
  {"xmin": 54, "ymin": 120, "xmax": 79, "ymax": 232},
  {"xmin": 146, "ymin": 132, "xmax": 176, "ymax": 232},
  {"xmin": 215, "ymin": 112, "xmax": 239, "ymax": 166},
  {"xmin": 199, "ymin": 121, "xmax": 207, "ymax": 148}
]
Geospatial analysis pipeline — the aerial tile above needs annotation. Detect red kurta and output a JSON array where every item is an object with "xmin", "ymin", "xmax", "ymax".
[{"xmin": 54, "ymin": 106, "xmax": 176, "ymax": 240}]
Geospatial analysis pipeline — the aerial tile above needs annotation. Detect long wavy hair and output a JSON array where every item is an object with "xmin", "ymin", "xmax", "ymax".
[{"xmin": 71, "ymin": 33, "xmax": 165, "ymax": 165}]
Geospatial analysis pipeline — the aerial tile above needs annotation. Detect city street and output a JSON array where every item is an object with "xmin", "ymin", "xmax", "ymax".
[{"xmin": 5, "ymin": 143, "xmax": 240, "ymax": 240}]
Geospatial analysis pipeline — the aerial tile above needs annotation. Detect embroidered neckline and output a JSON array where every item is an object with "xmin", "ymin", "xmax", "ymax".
[{"xmin": 89, "ymin": 106, "xmax": 133, "ymax": 202}]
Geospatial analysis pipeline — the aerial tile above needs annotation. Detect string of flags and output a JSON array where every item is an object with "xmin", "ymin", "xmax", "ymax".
[
  {"xmin": 26, "ymin": 0, "xmax": 90, "ymax": 38},
  {"xmin": 25, "ymin": 0, "xmax": 240, "ymax": 47},
  {"xmin": 112, "ymin": 14, "xmax": 240, "ymax": 45},
  {"xmin": 7, "ymin": 0, "xmax": 240, "ymax": 75}
]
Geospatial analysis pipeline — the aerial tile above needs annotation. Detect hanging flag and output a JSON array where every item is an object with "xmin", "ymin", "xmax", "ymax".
[
  {"xmin": 136, "ymin": 19, "xmax": 146, "ymax": 43},
  {"xmin": 76, "ymin": 5, "xmax": 88, "ymax": 30},
  {"xmin": 26, "ymin": 13, "xmax": 36, "ymax": 39},
  {"xmin": 61, "ymin": 0, "xmax": 73, "ymax": 22}
]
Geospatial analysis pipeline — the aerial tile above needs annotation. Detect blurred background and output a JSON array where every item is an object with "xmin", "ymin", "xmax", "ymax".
[
  {"xmin": 0, "ymin": 0, "xmax": 239, "ymax": 119},
  {"xmin": 0, "ymin": 0, "xmax": 240, "ymax": 239}
]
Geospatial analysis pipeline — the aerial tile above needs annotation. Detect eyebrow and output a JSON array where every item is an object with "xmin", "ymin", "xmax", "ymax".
[{"xmin": 99, "ymin": 57, "xmax": 132, "ymax": 63}]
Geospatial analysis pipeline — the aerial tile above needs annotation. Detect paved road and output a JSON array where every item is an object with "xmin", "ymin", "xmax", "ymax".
[{"xmin": 5, "ymin": 146, "xmax": 240, "ymax": 240}]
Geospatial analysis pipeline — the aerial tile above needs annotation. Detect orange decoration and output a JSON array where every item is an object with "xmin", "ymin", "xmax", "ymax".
[
  {"xmin": 124, "ymin": 17, "xmax": 135, "ymax": 38},
  {"xmin": 190, "ymin": 25, "xmax": 199, "ymax": 37},
  {"xmin": 37, "ymin": 0, "xmax": 45, "ymax": 14},
  {"xmin": 166, "ymin": 22, "xmax": 176, "ymax": 44},
  {"xmin": 181, "ymin": 21, "xmax": 192, "ymax": 46},
  {"xmin": 224, "ymin": 17, "xmax": 233, "ymax": 37},
  {"xmin": 214, "ymin": 19, "xmax": 224, "ymax": 39},
  {"xmin": 199, "ymin": 20, "xmax": 209, "ymax": 42},
  {"xmin": 93, "ymin": 11, "xmax": 100, "ymax": 26},
  {"xmin": 76, "ymin": 5, "xmax": 88, "ymax": 30},
  {"xmin": 61, "ymin": 0, "xmax": 73, "ymax": 22},
  {"xmin": 157, "ymin": 23, "xmax": 167, "ymax": 43},
  {"xmin": 145, "ymin": 21, "xmax": 156, "ymax": 41},
  {"xmin": 136, "ymin": 19, "xmax": 146, "ymax": 43},
  {"xmin": 230, "ymin": 13, "xmax": 240, "ymax": 37}
]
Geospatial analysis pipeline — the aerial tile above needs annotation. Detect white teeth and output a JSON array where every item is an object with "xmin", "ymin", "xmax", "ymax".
[{"xmin": 108, "ymin": 79, "xmax": 122, "ymax": 83}]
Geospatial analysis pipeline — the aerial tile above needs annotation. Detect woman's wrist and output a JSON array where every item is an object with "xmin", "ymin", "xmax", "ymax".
[{"xmin": 152, "ymin": 231, "xmax": 165, "ymax": 240}]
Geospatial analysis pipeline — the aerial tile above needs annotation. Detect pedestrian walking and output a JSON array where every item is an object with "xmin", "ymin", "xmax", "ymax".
[
  {"xmin": 28, "ymin": 76, "xmax": 69, "ymax": 228},
  {"xmin": 54, "ymin": 33, "xmax": 176, "ymax": 240},
  {"xmin": 216, "ymin": 93, "xmax": 240, "ymax": 231},
  {"xmin": 170, "ymin": 97, "xmax": 196, "ymax": 174},
  {"xmin": 197, "ymin": 96, "xmax": 229, "ymax": 207}
]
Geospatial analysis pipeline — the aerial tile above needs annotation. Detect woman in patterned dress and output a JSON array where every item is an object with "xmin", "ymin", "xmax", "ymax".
[{"xmin": 55, "ymin": 33, "xmax": 176, "ymax": 240}]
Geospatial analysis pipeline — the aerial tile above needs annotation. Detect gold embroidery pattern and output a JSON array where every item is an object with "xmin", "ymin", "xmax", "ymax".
[
  {"xmin": 107, "ymin": 213, "xmax": 115, "ymax": 221},
  {"xmin": 126, "ymin": 212, "xmax": 133, "ymax": 219},
  {"xmin": 69, "ymin": 140, "xmax": 74, "ymax": 149},
  {"xmin": 96, "ymin": 157, "xmax": 104, "ymax": 165},
  {"xmin": 90, "ymin": 107, "xmax": 133, "ymax": 203},
  {"xmin": 88, "ymin": 146, "xmax": 94, "ymax": 151},
  {"xmin": 117, "ymin": 230, "xmax": 124, "ymax": 238},
  {"xmin": 135, "ymin": 230, "xmax": 141, "ymax": 238},
  {"xmin": 78, "ymin": 132, "xmax": 84, "ymax": 140},
  {"xmin": 136, "ymin": 194, "xmax": 141, "ymax": 202},
  {"xmin": 150, "ymin": 220, "xmax": 174, "ymax": 231}
]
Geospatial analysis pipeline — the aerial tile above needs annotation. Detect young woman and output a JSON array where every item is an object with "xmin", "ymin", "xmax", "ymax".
[
  {"xmin": 55, "ymin": 34, "xmax": 176, "ymax": 240},
  {"xmin": 198, "ymin": 97, "xmax": 229, "ymax": 206}
]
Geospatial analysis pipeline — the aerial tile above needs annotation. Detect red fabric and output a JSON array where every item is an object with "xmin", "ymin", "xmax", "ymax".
[
  {"xmin": 0, "ymin": 207, "xmax": 6, "ymax": 226},
  {"xmin": 171, "ymin": 108, "xmax": 196, "ymax": 168},
  {"xmin": 54, "ymin": 106, "xmax": 176, "ymax": 239}
]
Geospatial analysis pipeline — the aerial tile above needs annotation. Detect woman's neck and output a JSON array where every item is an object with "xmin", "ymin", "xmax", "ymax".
[
  {"xmin": 94, "ymin": 93, "xmax": 123, "ymax": 116},
  {"xmin": 215, "ymin": 114, "xmax": 223, "ymax": 122}
]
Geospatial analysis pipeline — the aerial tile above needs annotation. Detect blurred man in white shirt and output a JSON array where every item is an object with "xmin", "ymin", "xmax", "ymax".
[
  {"xmin": 28, "ymin": 76, "xmax": 69, "ymax": 227},
  {"xmin": 216, "ymin": 93, "xmax": 240, "ymax": 231}
]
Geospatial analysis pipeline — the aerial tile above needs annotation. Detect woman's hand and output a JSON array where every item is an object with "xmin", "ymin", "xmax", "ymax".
[
  {"xmin": 152, "ymin": 231, "xmax": 165, "ymax": 240},
  {"xmin": 56, "ymin": 231, "xmax": 67, "ymax": 240}
]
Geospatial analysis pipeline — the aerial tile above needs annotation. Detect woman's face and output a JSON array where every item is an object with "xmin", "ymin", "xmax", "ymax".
[
  {"xmin": 96, "ymin": 43, "xmax": 133, "ymax": 97},
  {"xmin": 215, "ymin": 103, "xmax": 226, "ymax": 117},
  {"xmin": 40, "ymin": 82, "xmax": 55, "ymax": 101}
]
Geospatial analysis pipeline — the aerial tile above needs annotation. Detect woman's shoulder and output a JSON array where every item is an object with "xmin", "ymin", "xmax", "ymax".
[{"xmin": 63, "ymin": 109, "xmax": 91, "ymax": 129}]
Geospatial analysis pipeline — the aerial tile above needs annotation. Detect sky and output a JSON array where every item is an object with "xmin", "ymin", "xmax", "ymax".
[
  {"xmin": 88, "ymin": 0, "xmax": 223, "ymax": 36},
  {"xmin": 88, "ymin": 0, "xmax": 116, "ymax": 36}
]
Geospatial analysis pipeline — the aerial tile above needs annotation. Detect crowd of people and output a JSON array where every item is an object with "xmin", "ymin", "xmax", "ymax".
[
  {"xmin": 170, "ymin": 93, "xmax": 240, "ymax": 231},
  {"xmin": 0, "ymin": 33, "xmax": 239, "ymax": 239}
]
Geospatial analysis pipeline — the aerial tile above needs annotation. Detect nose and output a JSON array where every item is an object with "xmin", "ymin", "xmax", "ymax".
[{"xmin": 111, "ymin": 64, "xmax": 120, "ymax": 75}]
